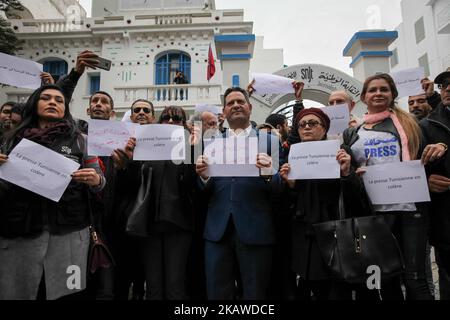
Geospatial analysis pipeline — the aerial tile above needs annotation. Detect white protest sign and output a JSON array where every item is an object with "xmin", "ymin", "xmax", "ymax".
[
  {"xmin": 390, "ymin": 67, "xmax": 425, "ymax": 98},
  {"xmin": 320, "ymin": 104, "xmax": 350, "ymax": 135},
  {"xmin": 204, "ymin": 137, "xmax": 259, "ymax": 177},
  {"xmin": 88, "ymin": 120, "xmax": 136, "ymax": 156},
  {"xmin": 134, "ymin": 124, "xmax": 186, "ymax": 161},
  {"xmin": 0, "ymin": 52, "xmax": 43, "ymax": 89},
  {"xmin": 0, "ymin": 139, "xmax": 80, "ymax": 202},
  {"xmin": 288, "ymin": 140, "xmax": 340, "ymax": 180},
  {"xmin": 252, "ymin": 73, "xmax": 294, "ymax": 95},
  {"xmin": 195, "ymin": 104, "xmax": 222, "ymax": 115},
  {"xmin": 362, "ymin": 160, "xmax": 431, "ymax": 205}
]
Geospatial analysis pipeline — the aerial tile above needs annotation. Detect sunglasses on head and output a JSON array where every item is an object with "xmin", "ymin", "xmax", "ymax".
[
  {"xmin": 133, "ymin": 107, "xmax": 152, "ymax": 114},
  {"xmin": 437, "ymin": 79, "xmax": 450, "ymax": 90},
  {"xmin": 161, "ymin": 114, "xmax": 183, "ymax": 122},
  {"xmin": 299, "ymin": 120, "xmax": 322, "ymax": 129}
]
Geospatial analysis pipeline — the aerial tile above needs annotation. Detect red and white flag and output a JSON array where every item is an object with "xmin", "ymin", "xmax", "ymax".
[{"xmin": 207, "ymin": 44, "xmax": 216, "ymax": 82}]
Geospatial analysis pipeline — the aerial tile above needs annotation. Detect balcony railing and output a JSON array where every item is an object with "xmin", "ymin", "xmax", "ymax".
[
  {"xmin": 114, "ymin": 84, "xmax": 222, "ymax": 109},
  {"xmin": 9, "ymin": 10, "xmax": 248, "ymax": 34}
]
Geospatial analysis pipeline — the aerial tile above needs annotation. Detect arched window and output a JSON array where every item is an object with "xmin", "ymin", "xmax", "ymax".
[
  {"xmin": 41, "ymin": 58, "xmax": 68, "ymax": 82},
  {"xmin": 155, "ymin": 51, "xmax": 191, "ymax": 85}
]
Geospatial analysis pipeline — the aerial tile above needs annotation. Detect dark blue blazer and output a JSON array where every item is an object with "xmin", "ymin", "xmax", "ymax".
[{"xmin": 199, "ymin": 129, "xmax": 282, "ymax": 245}]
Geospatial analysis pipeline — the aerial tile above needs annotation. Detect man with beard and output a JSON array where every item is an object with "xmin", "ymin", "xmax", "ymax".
[{"xmin": 409, "ymin": 94, "xmax": 432, "ymax": 121}]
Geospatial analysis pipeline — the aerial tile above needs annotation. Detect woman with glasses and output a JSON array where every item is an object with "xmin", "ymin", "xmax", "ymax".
[
  {"xmin": 280, "ymin": 108, "xmax": 356, "ymax": 300},
  {"xmin": 123, "ymin": 105, "xmax": 196, "ymax": 300},
  {"xmin": 0, "ymin": 84, "xmax": 105, "ymax": 300},
  {"xmin": 342, "ymin": 73, "xmax": 433, "ymax": 300}
]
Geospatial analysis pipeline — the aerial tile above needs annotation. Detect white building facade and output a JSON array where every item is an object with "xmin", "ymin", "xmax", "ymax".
[
  {"xmin": 1, "ymin": 0, "xmax": 283, "ymax": 121},
  {"xmin": 389, "ymin": 0, "xmax": 450, "ymax": 79}
]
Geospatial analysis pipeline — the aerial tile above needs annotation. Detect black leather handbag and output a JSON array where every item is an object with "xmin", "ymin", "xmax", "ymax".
[
  {"xmin": 125, "ymin": 164, "xmax": 152, "ymax": 237},
  {"xmin": 313, "ymin": 194, "xmax": 405, "ymax": 284}
]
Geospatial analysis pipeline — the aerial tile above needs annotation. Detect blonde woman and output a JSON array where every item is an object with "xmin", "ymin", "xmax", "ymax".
[{"xmin": 342, "ymin": 73, "xmax": 433, "ymax": 300}]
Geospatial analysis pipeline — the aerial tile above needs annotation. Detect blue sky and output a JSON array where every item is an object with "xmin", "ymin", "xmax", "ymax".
[{"xmin": 79, "ymin": 0, "xmax": 403, "ymax": 75}]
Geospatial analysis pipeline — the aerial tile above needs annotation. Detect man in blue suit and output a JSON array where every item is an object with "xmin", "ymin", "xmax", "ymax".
[{"xmin": 196, "ymin": 87, "xmax": 281, "ymax": 300}]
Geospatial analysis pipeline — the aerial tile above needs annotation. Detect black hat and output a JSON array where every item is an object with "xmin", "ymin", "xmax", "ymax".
[{"xmin": 435, "ymin": 67, "xmax": 450, "ymax": 85}]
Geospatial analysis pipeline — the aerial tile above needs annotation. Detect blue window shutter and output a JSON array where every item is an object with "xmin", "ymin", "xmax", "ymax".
[
  {"xmin": 155, "ymin": 52, "xmax": 191, "ymax": 85},
  {"xmin": 232, "ymin": 75, "xmax": 240, "ymax": 87},
  {"xmin": 43, "ymin": 60, "xmax": 68, "ymax": 76},
  {"xmin": 90, "ymin": 76, "xmax": 100, "ymax": 95}
]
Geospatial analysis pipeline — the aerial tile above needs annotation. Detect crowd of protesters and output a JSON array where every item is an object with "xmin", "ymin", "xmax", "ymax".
[{"xmin": 0, "ymin": 50, "xmax": 449, "ymax": 301}]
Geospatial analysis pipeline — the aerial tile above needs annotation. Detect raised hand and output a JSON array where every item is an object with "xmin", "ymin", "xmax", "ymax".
[
  {"xmin": 336, "ymin": 149, "xmax": 351, "ymax": 177},
  {"xmin": 75, "ymin": 50, "xmax": 100, "ymax": 75},
  {"xmin": 292, "ymin": 81, "xmax": 305, "ymax": 101}
]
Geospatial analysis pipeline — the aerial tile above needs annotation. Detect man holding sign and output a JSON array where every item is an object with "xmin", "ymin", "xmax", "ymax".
[{"xmin": 196, "ymin": 87, "xmax": 282, "ymax": 300}]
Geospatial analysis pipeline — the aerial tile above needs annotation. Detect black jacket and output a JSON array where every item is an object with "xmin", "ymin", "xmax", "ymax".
[
  {"xmin": 56, "ymin": 69, "xmax": 82, "ymax": 103},
  {"xmin": 0, "ymin": 134, "xmax": 103, "ymax": 238},
  {"xmin": 113, "ymin": 149, "xmax": 197, "ymax": 234},
  {"xmin": 289, "ymin": 171, "xmax": 365, "ymax": 280},
  {"xmin": 420, "ymin": 103, "xmax": 450, "ymax": 248}
]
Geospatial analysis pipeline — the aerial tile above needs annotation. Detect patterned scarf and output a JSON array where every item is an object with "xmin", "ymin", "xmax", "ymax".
[{"xmin": 22, "ymin": 120, "xmax": 73, "ymax": 147}]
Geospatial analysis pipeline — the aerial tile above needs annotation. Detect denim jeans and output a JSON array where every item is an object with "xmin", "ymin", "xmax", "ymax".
[{"xmin": 380, "ymin": 211, "xmax": 433, "ymax": 300}]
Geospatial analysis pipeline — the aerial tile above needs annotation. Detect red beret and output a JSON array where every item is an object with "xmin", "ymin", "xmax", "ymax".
[{"xmin": 295, "ymin": 107, "xmax": 331, "ymax": 133}]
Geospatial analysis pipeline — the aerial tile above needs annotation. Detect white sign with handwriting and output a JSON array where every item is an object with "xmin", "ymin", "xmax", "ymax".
[
  {"xmin": 252, "ymin": 73, "xmax": 294, "ymax": 95},
  {"xmin": 88, "ymin": 120, "xmax": 136, "ymax": 156},
  {"xmin": 134, "ymin": 124, "xmax": 186, "ymax": 161},
  {"xmin": 391, "ymin": 67, "xmax": 425, "ymax": 98},
  {"xmin": 203, "ymin": 137, "xmax": 260, "ymax": 177},
  {"xmin": 320, "ymin": 104, "xmax": 350, "ymax": 135},
  {"xmin": 288, "ymin": 140, "xmax": 341, "ymax": 180},
  {"xmin": 195, "ymin": 104, "xmax": 222, "ymax": 115},
  {"xmin": 362, "ymin": 160, "xmax": 431, "ymax": 205},
  {"xmin": 0, "ymin": 139, "xmax": 80, "ymax": 202},
  {"xmin": 0, "ymin": 52, "xmax": 43, "ymax": 89}
]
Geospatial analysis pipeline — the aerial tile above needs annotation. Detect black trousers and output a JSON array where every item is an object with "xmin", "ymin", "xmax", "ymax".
[
  {"xmin": 140, "ymin": 229, "xmax": 192, "ymax": 300},
  {"xmin": 380, "ymin": 211, "xmax": 433, "ymax": 300}
]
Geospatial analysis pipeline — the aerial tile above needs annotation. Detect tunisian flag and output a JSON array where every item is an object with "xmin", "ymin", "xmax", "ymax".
[{"xmin": 207, "ymin": 44, "xmax": 216, "ymax": 81}]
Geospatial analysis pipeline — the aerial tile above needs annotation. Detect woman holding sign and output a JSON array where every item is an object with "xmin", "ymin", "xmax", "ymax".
[
  {"xmin": 0, "ymin": 84, "xmax": 105, "ymax": 300},
  {"xmin": 342, "ymin": 73, "xmax": 433, "ymax": 300},
  {"xmin": 280, "ymin": 108, "xmax": 357, "ymax": 300},
  {"xmin": 123, "ymin": 106, "xmax": 197, "ymax": 300}
]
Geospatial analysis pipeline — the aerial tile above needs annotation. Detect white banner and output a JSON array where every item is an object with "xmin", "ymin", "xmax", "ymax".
[
  {"xmin": 204, "ymin": 137, "xmax": 259, "ymax": 177},
  {"xmin": 288, "ymin": 140, "xmax": 341, "ymax": 180},
  {"xmin": 0, "ymin": 139, "xmax": 80, "ymax": 202},
  {"xmin": 390, "ymin": 67, "xmax": 425, "ymax": 98},
  {"xmin": 88, "ymin": 120, "xmax": 136, "ymax": 156},
  {"xmin": 320, "ymin": 104, "xmax": 350, "ymax": 135},
  {"xmin": 362, "ymin": 160, "xmax": 431, "ymax": 205},
  {"xmin": 134, "ymin": 124, "xmax": 186, "ymax": 161},
  {"xmin": 252, "ymin": 73, "xmax": 294, "ymax": 95},
  {"xmin": 0, "ymin": 52, "xmax": 43, "ymax": 89}
]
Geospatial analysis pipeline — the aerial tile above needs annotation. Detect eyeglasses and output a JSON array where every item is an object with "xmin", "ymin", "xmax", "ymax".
[
  {"xmin": 437, "ymin": 79, "xmax": 450, "ymax": 90},
  {"xmin": 161, "ymin": 114, "xmax": 183, "ymax": 122},
  {"xmin": 299, "ymin": 120, "xmax": 322, "ymax": 129},
  {"xmin": 1, "ymin": 109, "xmax": 12, "ymax": 115},
  {"xmin": 133, "ymin": 107, "xmax": 151, "ymax": 114}
]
